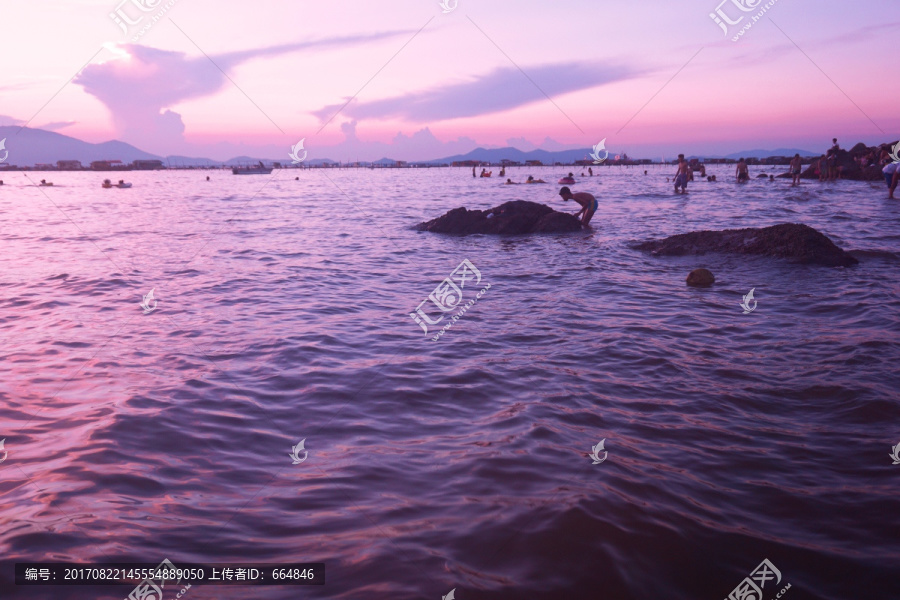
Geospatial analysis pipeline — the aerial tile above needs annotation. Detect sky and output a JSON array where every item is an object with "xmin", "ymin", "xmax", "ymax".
[{"xmin": 0, "ymin": 0, "xmax": 896, "ymax": 162}]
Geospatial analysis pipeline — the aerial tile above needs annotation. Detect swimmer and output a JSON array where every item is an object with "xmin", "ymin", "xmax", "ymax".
[
  {"xmin": 884, "ymin": 161, "xmax": 900, "ymax": 199},
  {"xmin": 790, "ymin": 153, "xmax": 802, "ymax": 186},
  {"xmin": 559, "ymin": 186, "xmax": 597, "ymax": 226},
  {"xmin": 736, "ymin": 158, "xmax": 750, "ymax": 183},
  {"xmin": 674, "ymin": 154, "xmax": 689, "ymax": 193}
]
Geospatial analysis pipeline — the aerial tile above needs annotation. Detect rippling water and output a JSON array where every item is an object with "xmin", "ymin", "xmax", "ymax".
[{"xmin": 1, "ymin": 166, "xmax": 899, "ymax": 599}]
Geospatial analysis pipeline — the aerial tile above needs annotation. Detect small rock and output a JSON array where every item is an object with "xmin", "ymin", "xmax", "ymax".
[{"xmin": 686, "ymin": 268, "xmax": 715, "ymax": 286}]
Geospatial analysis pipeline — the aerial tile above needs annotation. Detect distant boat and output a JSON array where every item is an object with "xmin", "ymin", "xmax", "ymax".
[{"xmin": 232, "ymin": 161, "xmax": 273, "ymax": 175}]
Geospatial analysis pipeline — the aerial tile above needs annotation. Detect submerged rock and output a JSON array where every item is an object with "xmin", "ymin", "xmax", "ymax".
[
  {"xmin": 686, "ymin": 268, "xmax": 715, "ymax": 286},
  {"xmin": 634, "ymin": 223, "xmax": 857, "ymax": 267},
  {"xmin": 416, "ymin": 200, "xmax": 583, "ymax": 235}
]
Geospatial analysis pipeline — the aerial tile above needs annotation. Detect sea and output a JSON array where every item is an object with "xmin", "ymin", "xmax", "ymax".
[{"xmin": 1, "ymin": 165, "xmax": 898, "ymax": 600}]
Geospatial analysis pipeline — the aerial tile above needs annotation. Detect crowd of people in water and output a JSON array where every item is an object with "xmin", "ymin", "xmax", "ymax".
[
  {"xmin": 473, "ymin": 138, "xmax": 899, "ymax": 227},
  {"xmin": 664, "ymin": 138, "xmax": 899, "ymax": 197}
]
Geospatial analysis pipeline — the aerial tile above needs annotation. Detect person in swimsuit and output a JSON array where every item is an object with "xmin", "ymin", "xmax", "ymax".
[
  {"xmin": 736, "ymin": 158, "xmax": 750, "ymax": 182},
  {"xmin": 790, "ymin": 154, "xmax": 802, "ymax": 186},
  {"xmin": 884, "ymin": 162, "xmax": 900, "ymax": 199},
  {"xmin": 559, "ymin": 186, "xmax": 597, "ymax": 226},
  {"xmin": 892, "ymin": 167, "xmax": 900, "ymax": 200},
  {"xmin": 674, "ymin": 154, "xmax": 690, "ymax": 193}
]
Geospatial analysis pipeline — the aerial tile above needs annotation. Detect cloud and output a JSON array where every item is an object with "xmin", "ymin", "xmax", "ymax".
[
  {"xmin": 36, "ymin": 121, "xmax": 76, "ymax": 131},
  {"xmin": 73, "ymin": 31, "xmax": 414, "ymax": 152},
  {"xmin": 313, "ymin": 62, "xmax": 640, "ymax": 123},
  {"xmin": 308, "ymin": 121, "xmax": 481, "ymax": 162},
  {"xmin": 506, "ymin": 137, "xmax": 537, "ymax": 152},
  {"xmin": 0, "ymin": 115, "xmax": 24, "ymax": 126}
]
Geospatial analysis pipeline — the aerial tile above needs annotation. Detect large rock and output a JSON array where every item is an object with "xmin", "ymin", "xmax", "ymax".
[
  {"xmin": 416, "ymin": 200, "xmax": 583, "ymax": 235},
  {"xmin": 633, "ymin": 223, "xmax": 858, "ymax": 267}
]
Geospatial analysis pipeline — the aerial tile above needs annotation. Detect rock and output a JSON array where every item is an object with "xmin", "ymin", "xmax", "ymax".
[
  {"xmin": 686, "ymin": 268, "xmax": 715, "ymax": 286},
  {"xmin": 416, "ymin": 200, "xmax": 583, "ymax": 235},
  {"xmin": 633, "ymin": 223, "xmax": 858, "ymax": 267}
]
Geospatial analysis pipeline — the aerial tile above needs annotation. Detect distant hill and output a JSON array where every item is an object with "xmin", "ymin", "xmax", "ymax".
[
  {"xmin": 723, "ymin": 148, "xmax": 818, "ymax": 159},
  {"xmin": 0, "ymin": 126, "xmax": 824, "ymax": 167},
  {"xmin": 429, "ymin": 146, "xmax": 596, "ymax": 165},
  {"xmin": 0, "ymin": 126, "xmax": 161, "ymax": 166}
]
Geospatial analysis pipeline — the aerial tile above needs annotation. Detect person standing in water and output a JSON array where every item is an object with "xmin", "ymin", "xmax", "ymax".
[
  {"xmin": 673, "ymin": 154, "xmax": 690, "ymax": 193},
  {"xmin": 736, "ymin": 158, "xmax": 750, "ymax": 182},
  {"xmin": 559, "ymin": 186, "xmax": 597, "ymax": 226},
  {"xmin": 883, "ymin": 161, "xmax": 899, "ymax": 199},
  {"xmin": 472, "ymin": 165, "xmax": 476, "ymax": 178},
  {"xmin": 589, "ymin": 167, "xmax": 593, "ymax": 176},
  {"xmin": 790, "ymin": 154, "xmax": 802, "ymax": 186}
]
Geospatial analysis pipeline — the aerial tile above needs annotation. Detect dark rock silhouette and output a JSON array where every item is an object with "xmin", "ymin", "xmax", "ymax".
[
  {"xmin": 416, "ymin": 200, "xmax": 583, "ymax": 235},
  {"xmin": 686, "ymin": 268, "xmax": 715, "ymax": 286},
  {"xmin": 634, "ymin": 223, "xmax": 857, "ymax": 267}
]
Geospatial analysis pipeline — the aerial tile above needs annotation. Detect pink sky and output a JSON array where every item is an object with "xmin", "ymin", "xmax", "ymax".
[{"xmin": 0, "ymin": 0, "xmax": 896, "ymax": 161}]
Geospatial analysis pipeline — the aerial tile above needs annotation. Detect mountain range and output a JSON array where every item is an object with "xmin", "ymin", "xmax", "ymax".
[{"xmin": 0, "ymin": 126, "xmax": 819, "ymax": 167}]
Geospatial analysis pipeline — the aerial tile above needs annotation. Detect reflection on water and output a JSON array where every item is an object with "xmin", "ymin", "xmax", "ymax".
[{"xmin": 1, "ymin": 166, "xmax": 899, "ymax": 599}]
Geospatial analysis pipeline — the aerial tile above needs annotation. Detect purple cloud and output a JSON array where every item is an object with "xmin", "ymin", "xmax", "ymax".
[
  {"xmin": 313, "ymin": 62, "xmax": 640, "ymax": 123},
  {"xmin": 73, "ymin": 31, "xmax": 415, "ymax": 151}
]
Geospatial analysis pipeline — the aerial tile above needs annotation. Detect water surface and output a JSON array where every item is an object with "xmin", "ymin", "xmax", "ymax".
[{"xmin": 1, "ymin": 166, "xmax": 899, "ymax": 599}]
